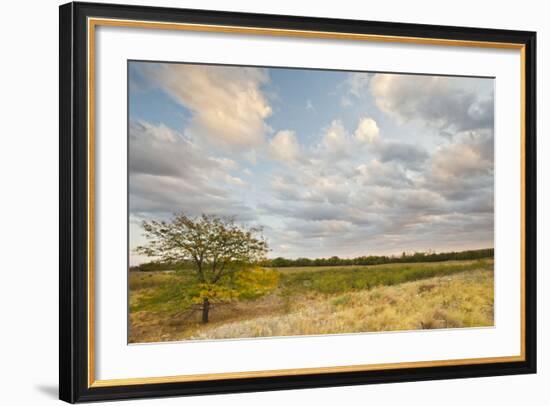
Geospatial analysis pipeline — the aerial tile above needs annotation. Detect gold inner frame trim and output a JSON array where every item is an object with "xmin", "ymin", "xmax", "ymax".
[{"xmin": 87, "ymin": 17, "xmax": 527, "ymax": 388}]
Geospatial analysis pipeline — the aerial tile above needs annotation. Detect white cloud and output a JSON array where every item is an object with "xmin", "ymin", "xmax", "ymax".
[
  {"xmin": 370, "ymin": 73, "xmax": 494, "ymax": 134},
  {"xmin": 431, "ymin": 131, "xmax": 493, "ymax": 180},
  {"xmin": 129, "ymin": 120, "xmax": 254, "ymax": 219},
  {"xmin": 270, "ymin": 176, "xmax": 303, "ymax": 201},
  {"xmin": 320, "ymin": 120, "xmax": 351, "ymax": 159},
  {"xmin": 309, "ymin": 177, "xmax": 350, "ymax": 204},
  {"xmin": 424, "ymin": 130, "xmax": 493, "ymax": 200},
  {"xmin": 224, "ymin": 174, "xmax": 247, "ymax": 187},
  {"xmin": 354, "ymin": 160, "xmax": 412, "ymax": 189},
  {"xmin": 212, "ymin": 157, "xmax": 239, "ymax": 171},
  {"xmin": 141, "ymin": 63, "xmax": 272, "ymax": 150},
  {"xmin": 269, "ymin": 130, "xmax": 300, "ymax": 162},
  {"xmin": 354, "ymin": 117, "xmax": 379, "ymax": 143},
  {"xmin": 129, "ymin": 120, "xmax": 202, "ymax": 177}
]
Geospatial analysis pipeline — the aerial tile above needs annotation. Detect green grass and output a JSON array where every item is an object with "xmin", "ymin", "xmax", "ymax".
[
  {"xmin": 129, "ymin": 270, "xmax": 197, "ymax": 314},
  {"xmin": 278, "ymin": 259, "xmax": 493, "ymax": 295}
]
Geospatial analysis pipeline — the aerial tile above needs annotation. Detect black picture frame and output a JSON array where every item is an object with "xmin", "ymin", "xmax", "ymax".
[{"xmin": 59, "ymin": 1, "xmax": 537, "ymax": 403}]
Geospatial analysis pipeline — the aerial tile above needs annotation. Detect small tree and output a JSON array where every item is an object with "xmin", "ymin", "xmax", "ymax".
[{"xmin": 135, "ymin": 213, "xmax": 273, "ymax": 323}]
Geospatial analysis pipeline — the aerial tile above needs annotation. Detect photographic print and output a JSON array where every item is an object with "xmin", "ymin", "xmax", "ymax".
[{"xmin": 128, "ymin": 61, "xmax": 495, "ymax": 344}]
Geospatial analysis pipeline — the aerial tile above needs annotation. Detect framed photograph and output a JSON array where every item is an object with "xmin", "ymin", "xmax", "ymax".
[{"xmin": 59, "ymin": 1, "xmax": 536, "ymax": 403}]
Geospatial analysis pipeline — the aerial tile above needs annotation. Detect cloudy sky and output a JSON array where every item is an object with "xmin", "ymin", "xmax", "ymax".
[{"xmin": 128, "ymin": 61, "xmax": 494, "ymax": 265}]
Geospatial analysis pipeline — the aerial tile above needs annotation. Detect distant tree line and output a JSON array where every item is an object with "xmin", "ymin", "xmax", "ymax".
[
  {"xmin": 131, "ymin": 248, "xmax": 494, "ymax": 272},
  {"xmin": 263, "ymin": 248, "xmax": 494, "ymax": 267},
  {"xmin": 129, "ymin": 260, "xmax": 195, "ymax": 273}
]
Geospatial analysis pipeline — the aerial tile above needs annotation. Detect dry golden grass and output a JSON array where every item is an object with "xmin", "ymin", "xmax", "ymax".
[
  {"xmin": 191, "ymin": 268, "xmax": 493, "ymax": 339},
  {"xmin": 129, "ymin": 292, "xmax": 288, "ymax": 342}
]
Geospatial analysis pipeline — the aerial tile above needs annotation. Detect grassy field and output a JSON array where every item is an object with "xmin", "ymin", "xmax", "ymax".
[{"xmin": 129, "ymin": 259, "xmax": 494, "ymax": 343}]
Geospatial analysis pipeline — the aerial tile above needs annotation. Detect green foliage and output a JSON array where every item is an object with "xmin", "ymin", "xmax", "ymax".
[{"xmin": 136, "ymin": 213, "xmax": 268, "ymax": 270}]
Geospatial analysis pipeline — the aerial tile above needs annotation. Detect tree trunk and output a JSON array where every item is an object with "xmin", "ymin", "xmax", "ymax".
[{"xmin": 201, "ymin": 298, "xmax": 210, "ymax": 323}]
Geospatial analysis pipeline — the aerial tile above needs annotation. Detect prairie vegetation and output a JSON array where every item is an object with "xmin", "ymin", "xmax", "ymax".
[{"xmin": 129, "ymin": 258, "xmax": 493, "ymax": 343}]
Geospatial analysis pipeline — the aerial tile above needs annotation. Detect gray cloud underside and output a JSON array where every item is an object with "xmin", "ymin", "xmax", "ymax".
[
  {"xmin": 370, "ymin": 74, "xmax": 494, "ymax": 135},
  {"xmin": 129, "ymin": 121, "xmax": 257, "ymax": 222}
]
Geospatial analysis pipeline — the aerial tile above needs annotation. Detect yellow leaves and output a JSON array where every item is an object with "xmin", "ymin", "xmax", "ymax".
[
  {"xmin": 191, "ymin": 283, "xmax": 237, "ymax": 303},
  {"xmin": 233, "ymin": 267, "xmax": 279, "ymax": 300},
  {"xmin": 190, "ymin": 267, "xmax": 279, "ymax": 304}
]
